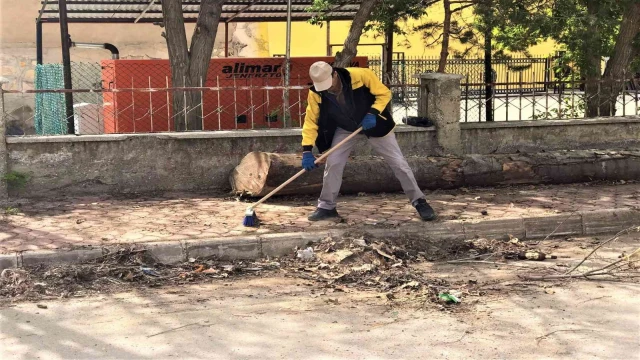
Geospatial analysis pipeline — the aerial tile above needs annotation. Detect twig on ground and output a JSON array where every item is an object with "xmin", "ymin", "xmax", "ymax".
[
  {"xmin": 447, "ymin": 260, "xmax": 533, "ymax": 268},
  {"xmin": 578, "ymin": 296, "xmax": 611, "ymax": 304},
  {"xmin": 103, "ymin": 278, "xmax": 125, "ymax": 285},
  {"xmin": 565, "ymin": 226, "xmax": 639, "ymax": 275},
  {"xmin": 542, "ymin": 211, "xmax": 578, "ymax": 242},
  {"xmin": 536, "ymin": 329, "xmax": 598, "ymax": 345},
  {"xmin": 441, "ymin": 331, "xmax": 471, "ymax": 344},
  {"xmin": 445, "ymin": 253, "xmax": 496, "ymax": 263},
  {"xmin": 522, "ymin": 258, "xmax": 639, "ymax": 280},
  {"xmin": 147, "ymin": 322, "xmax": 200, "ymax": 338}
]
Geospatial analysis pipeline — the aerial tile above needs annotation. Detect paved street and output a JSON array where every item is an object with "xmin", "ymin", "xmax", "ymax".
[
  {"xmin": 0, "ymin": 182, "xmax": 638, "ymax": 254},
  {"xmin": 2, "ymin": 244, "xmax": 639, "ymax": 360}
]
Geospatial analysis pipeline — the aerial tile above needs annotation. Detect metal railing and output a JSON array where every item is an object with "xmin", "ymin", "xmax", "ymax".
[
  {"xmin": 3, "ymin": 82, "xmax": 311, "ymax": 135},
  {"xmin": 3, "ymin": 59, "xmax": 639, "ymax": 136},
  {"xmin": 388, "ymin": 77, "xmax": 640, "ymax": 123}
]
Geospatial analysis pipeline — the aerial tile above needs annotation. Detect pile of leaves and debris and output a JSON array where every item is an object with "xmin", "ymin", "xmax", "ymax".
[
  {"xmin": 0, "ymin": 247, "xmax": 282, "ymax": 303},
  {"xmin": 0, "ymin": 232, "xmax": 566, "ymax": 307},
  {"xmin": 462, "ymin": 235, "xmax": 557, "ymax": 262},
  {"xmin": 275, "ymin": 234, "xmax": 476, "ymax": 308}
]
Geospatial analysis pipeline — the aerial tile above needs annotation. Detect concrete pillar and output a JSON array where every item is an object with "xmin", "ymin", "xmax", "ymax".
[
  {"xmin": 417, "ymin": 73, "xmax": 464, "ymax": 156},
  {"xmin": 0, "ymin": 82, "xmax": 8, "ymax": 200}
]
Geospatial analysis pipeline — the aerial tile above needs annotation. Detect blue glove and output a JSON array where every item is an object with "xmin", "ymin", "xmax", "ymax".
[
  {"xmin": 362, "ymin": 113, "xmax": 377, "ymax": 130},
  {"xmin": 302, "ymin": 151, "xmax": 317, "ymax": 171}
]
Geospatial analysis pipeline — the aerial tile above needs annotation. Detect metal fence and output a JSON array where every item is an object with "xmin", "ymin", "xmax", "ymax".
[
  {"xmin": 368, "ymin": 55, "xmax": 551, "ymax": 97},
  {"xmin": 365, "ymin": 55, "xmax": 640, "ymax": 122},
  {"xmin": 460, "ymin": 79, "xmax": 640, "ymax": 122},
  {"xmin": 25, "ymin": 85, "xmax": 310, "ymax": 136},
  {"xmin": 26, "ymin": 59, "xmax": 314, "ymax": 135},
  {"xmin": 3, "ymin": 57, "xmax": 640, "ymax": 136}
]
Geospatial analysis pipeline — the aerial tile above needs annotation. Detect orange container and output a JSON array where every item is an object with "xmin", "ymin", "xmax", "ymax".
[{"xmin": 101, "ymin": 56, "xmax": 369, "ymax": 133}]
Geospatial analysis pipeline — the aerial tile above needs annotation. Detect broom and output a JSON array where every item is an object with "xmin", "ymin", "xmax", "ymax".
[{"xmin": 243, "ymin": 127, "xmax": 364, "ymax": 227}]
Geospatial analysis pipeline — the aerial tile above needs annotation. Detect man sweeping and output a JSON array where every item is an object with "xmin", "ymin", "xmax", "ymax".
[{"xmin": 301, "ymin": 61, "xmax": 437, "ymax": 222}]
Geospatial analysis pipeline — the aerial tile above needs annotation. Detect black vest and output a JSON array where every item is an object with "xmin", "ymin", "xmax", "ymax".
[{"xmin": 310, "ymin": 68, "xmax": 395, "ymax": 153}]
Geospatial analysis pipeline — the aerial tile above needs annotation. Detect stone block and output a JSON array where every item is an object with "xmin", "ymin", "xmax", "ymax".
[
  {"xmin": 0, "ymin": 254, "xmax": 18, "ymax": 270},
  {"xmin": 21, "ymin": 248, "xmax": 104, "ymax": 267},
  {"xmin": 146, "ymin": 241, "xmax": 185, "ymax": 264},
  {"xmin": 185, "ymin": 236, "xmax": 260, "ymax": 261},
  {"xmin": 524, "ymin": 214, "xmax": 583, "ymax": 239},
  {"xmin": 260, "ymin": 232, "xmax": 326, "ymax": 258},
  {"xmin": 464, "ymin": 218, "xmax": 526, "ymax": 240},
  {"xmin": 403, "ymin": 222, "xmax": 466, "ymax": 241},
  {"xmin": 581, "ymin": 209, "xmax": 640, "ymax": 235}
]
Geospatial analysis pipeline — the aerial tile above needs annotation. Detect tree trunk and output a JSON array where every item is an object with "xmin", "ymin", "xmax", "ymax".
[
  {"xmin": 162, "ymin": 0, "xmax": 190, "ymax": 131},
  {"xmin": 598, "ymin": 2, "xmax": 640, "ymax": 117},
  {"xmin": 334, "ymin": 0, "xmax": 378, "ymax": 67},
  {"xmin": 584, "ymin": 67, "xmax": 607, "ymax": 118},
  {"xmin": 438, "ymin": 0, "xmax": 452, "ymax": 73},
  {"xmin": 583, "ymin": 0, "xmax": 607, "ymax": 118},
  {"xmin": 229, "ymin": 151, "xmax": 640, "ymax": 197},
  {"xmin": 230, "ymin": 152, "xmax": 461, "ymax": 196},
  {"xmin": 161, "ymin": 0, "xmax": 223, "ymax": 131},
  {"xmin": 383, "ymin": 26, "xmax": 394, "ymax": 85}
]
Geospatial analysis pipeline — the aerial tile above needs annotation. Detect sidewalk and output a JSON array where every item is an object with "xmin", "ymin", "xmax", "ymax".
[{"xmin": 0, "ymin": 182, "xmax": 638, "ymax": 254}]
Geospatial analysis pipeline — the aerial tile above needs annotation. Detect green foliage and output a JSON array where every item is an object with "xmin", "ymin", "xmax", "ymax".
[
  {"xmin": 4, "ymin": 207, "xmax": 20, "ymax": 216},
  {"xmin": 483, "ymin": 0, "xmax": 636, "ymax": 77},
  {"xmin": 264, "ymin": 105, "xmax": 292, "ymax": 126},
  {"xmin": 308, "ymin": 0, "xmax": 435, "ymax": 40},
  {"xmin": 488, "ymin": 0, "xmax": 554, "ymax": 53},
  {"xmin": 365, "ymin": 0, "xmax": 429, "ymax": 35},
  {"xmin": 415, "ymin": 12, "xmax": 481, "ymax": 57},
  {"xmin": 414, "ymin": 0, "xmax": 636, "ymax": 78},
  {"xmin": 531, "ymin": 95, "xmax": 586, "ymax": 120},
  {"xmin": 2, "ymin": 171, "xmax": 29, "ymax": 190},
  {"xmin": 547, "ymin": 0, "xmax": 623, "ymax": 76},
  {"xmin": 415, "ymin": 1, "xmax": 548, "ymax": 61},
  {"xmin": 310, "ymin": 0, "xmax": 638, "ymax": 82}
]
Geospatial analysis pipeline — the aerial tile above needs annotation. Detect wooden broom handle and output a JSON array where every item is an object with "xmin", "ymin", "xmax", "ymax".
[{"xmin": 250, "ymin": 127, "xmax": 363, "ymax": 210}]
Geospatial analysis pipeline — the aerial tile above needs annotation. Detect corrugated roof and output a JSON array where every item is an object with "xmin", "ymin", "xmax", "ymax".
[{"xmin": 39, "ymin": 0, "xmax": 361, "ymax": 23}]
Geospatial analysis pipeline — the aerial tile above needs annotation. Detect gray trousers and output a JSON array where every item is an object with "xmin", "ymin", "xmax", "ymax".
[{"xmin": 318, "ymin": 128, "xmax": 425, "ymax": 210}]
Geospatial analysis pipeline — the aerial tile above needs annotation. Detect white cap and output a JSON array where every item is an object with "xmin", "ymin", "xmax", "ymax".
[{"xmin": 309, "ymin": 61, "xmax": 333, "ymax": 91}]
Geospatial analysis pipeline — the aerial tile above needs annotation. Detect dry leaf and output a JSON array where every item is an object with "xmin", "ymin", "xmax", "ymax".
[{"xmin": 372, "ymin": 243, "xmax": 396, "ymax": 261}]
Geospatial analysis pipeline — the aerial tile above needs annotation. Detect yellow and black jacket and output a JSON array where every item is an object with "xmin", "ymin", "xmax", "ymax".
[{"xmin": 302, "ymin": 67, "xmax": 395, "ymax": 153}]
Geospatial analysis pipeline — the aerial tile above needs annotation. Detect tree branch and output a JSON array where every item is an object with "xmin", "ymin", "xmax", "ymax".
[
  {"xmin": 565, "ymin": 226, "xmax": 638, "ymax": 275},
  {"xmin": 452, "ymin": 3, "xmax": 475, "ymax": 12},
  {"xmin": 424, "ymin": 33, "xmax": 445, "ymax": 47},
  {"xmin": 334, "ymin": 0, "xmax": 378, "ymax": 67}
]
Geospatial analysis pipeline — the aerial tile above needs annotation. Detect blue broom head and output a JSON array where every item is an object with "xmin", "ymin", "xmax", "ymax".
[{"xmin": 243, "ymin": 207, "xmax": 258, "ymax": 227}]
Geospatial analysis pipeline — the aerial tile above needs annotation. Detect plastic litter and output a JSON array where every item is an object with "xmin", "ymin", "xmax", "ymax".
[
  {"xmin": 297, "ymin": 247, "xmax": 315, "ymax": 261},
  {"xmin": 518, "ymin": 251, "xmax": 557, "ymax": 261},
  {"xmin": 438, "ymin": 292, "xmax": 461, "ymax": 304},
  {"xmin": 140, "ymin": 267, "xmax": 161, "ymax": 277}
]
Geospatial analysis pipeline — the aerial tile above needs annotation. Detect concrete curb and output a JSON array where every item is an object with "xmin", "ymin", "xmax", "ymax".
[{"xmin": 2, "ymin": 208, "xmax": 638, "ymax": 270}]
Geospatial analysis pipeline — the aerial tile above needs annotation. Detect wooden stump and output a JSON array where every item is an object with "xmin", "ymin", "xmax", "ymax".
[{"xmin": 230, "ymin": 150, "xmax": 640, "ymax": 197}]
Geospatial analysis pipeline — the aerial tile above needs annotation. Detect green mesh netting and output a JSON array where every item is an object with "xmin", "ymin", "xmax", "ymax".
[{"xmin": 35, "ymin": 64, "xmax": 67, "ymax": 135}]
